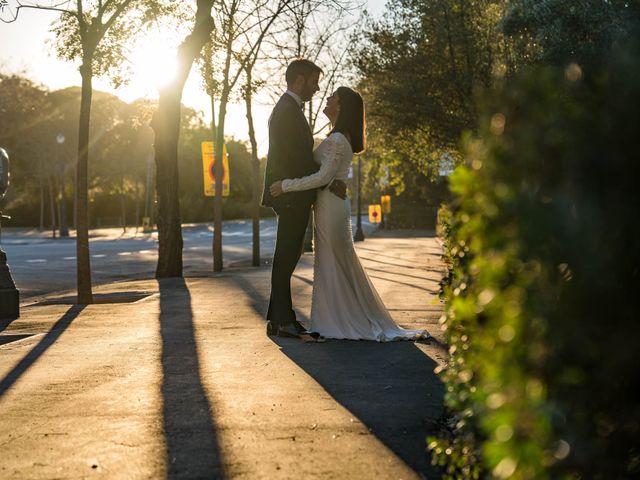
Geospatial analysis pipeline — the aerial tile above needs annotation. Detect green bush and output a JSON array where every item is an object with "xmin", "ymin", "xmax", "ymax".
[{"xmin": 429, "ymin": 37, "xmax": 640, "ymax": 479}]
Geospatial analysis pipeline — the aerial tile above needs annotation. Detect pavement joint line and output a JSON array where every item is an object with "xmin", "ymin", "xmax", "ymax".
[{"xmin": 0, "ymin": 333, "xmax": 45, "ymax": 347}]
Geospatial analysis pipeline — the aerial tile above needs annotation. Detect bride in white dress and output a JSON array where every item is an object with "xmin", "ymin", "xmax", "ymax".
[{"xmin": 270, "ymin": 87, "xmax": 427, "ymax": 342}]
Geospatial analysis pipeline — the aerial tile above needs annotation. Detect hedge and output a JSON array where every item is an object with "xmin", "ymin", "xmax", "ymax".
[{"xmin": 429, "ymin": 36, "xmax": 640, "ymax": 479}]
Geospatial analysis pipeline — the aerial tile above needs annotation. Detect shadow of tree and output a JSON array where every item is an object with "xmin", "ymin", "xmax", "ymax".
[
  {"xmin": 158, "ymin": 278, "xmax": 225, "ymax": 479},
  {"xmin": 367, "ymin": 274, "xmax": 440, "ymax": 294},
  {"xmin": 0, "ymin": 304, "xmax": 85, "ymax": 398},
  {"xmin": 356, "ymin": 245, "xmax": 444, "ymax": 261},
  {"xmin": 358, "ymin": 253, "xmax": 446, "ymax": 273}
]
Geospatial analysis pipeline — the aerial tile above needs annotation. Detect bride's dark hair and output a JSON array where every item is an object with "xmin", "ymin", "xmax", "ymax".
[{"xmin": 330, "ymin": 87, "xmax": 366, "ymax": 154}]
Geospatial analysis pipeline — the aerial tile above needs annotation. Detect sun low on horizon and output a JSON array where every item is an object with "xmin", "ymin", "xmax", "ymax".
[
  {"xmin": 1, "ymin": 10, "xmax": 277, "ymax": 155},
  {"xmin": 120, "ymin": 29, "xmax": 179, "ymax": 101},
  {"xmin": 1, "ymin": 9, "xmax": 180, "ymax": 101}
]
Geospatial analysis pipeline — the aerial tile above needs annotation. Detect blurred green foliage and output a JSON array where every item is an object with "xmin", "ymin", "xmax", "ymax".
[
  {"xmin": 430, "ymin": 35, "xmax": 640, "ymax": 479},
  {"xmin": 351, "ymin": 0, "xmax": 512, "ymax": 219},
  {"xmin": 501, "ymin": 0, "xmax": 640, "ymax": 69}
]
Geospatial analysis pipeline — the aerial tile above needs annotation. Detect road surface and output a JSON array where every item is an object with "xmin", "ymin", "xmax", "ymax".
[{"xmin": 1, "ymin": 217, "xmax": 376, "ymax": 302}]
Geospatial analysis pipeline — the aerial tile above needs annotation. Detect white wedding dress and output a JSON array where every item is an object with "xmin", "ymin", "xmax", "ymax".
[{"xmin": 281, "ymin": 132, "xmax": 427, "ymax": 341}]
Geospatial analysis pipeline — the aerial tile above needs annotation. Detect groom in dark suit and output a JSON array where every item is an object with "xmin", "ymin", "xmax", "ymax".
[{"xmin": 262, "ymin": 59, "xmax": 343, "ymax": 339}]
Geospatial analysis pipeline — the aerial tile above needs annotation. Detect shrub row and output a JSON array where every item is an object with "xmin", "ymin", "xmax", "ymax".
[{"xmin": 429, "ymin": 37, "xmax": 640, "ymax": 479}]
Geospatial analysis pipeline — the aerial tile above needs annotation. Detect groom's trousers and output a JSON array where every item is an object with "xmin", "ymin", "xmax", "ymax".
[{"xmin": 267, "ymin": 203, "xmax": 312, "ymax": 328}]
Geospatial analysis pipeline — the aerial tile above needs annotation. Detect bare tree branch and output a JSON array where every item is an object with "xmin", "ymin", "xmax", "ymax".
[{"xmin": 1, "ymin": 0, "xmax": 73, "ymax": 23}]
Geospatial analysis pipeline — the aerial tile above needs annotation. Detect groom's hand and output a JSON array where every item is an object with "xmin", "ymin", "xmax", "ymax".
[
  {"xmin": 270, "ymin": 181, "xmax": 284, "ymax": 197},
  {"xmin": 329, "ymin": 179, "xmax": 347, "ymax": 200}
]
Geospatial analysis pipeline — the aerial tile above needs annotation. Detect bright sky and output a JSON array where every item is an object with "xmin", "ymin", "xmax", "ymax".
[{"xmin": 0, "ymin": 2, "xmax": 385, "ymax": 156}]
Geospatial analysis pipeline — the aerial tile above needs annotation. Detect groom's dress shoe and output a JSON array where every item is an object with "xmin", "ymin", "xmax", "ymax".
[
  {"xmin": 277, "ymin": 324, "xmax": 301, "ymax": 338},
  {"xmin": 266, "ymin": 321, "xmax": 278, "ymax": 336}
]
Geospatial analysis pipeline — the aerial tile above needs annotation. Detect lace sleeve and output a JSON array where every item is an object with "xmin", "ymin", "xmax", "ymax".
[{"xmin": 281, "ymin": 134, "xmax": 343, "ymax": 193}]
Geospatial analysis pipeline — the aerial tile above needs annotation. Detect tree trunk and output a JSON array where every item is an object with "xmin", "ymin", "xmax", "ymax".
[
  {"xmin": 144, "ymin": 154, "xmax": 153, "ymax": 229},
  {"xmin": 135, "ymin": 180, "xmax": 141, "ymax": 233},
  {"xmin": 55, "ymin": 178, "xmax": 62, "ymax": 236},
  {"xmin": 209, "ymin": 93, "xmax": 218, "ymax": 269},
  {"xmin": 307, "ymin": 98, "xmax": 314, "ymax": 132},
  {"xmin": 47, "ymin": 173, "xmax": 57, "ymax": 239},
  {"xmin": 152, "ymin": 87, "xmax": 184, "ymax": 277},
  {"xmin": 76, "ymin": 60, "xmax": 94, "ymax": 303},
  {"xmin": 73, "ymin": 164, "xmax": 77, "ymax": 230},
  {"xmin": 213, "ymin": 95, "xmax": 227, "ymax": 272},
  {"xmin": 59, "ymin": 173, "xmax": 69, "ymax": 237},
  {"xmin": 303, "ymin": 98, "xmax": 314, "ymax": 252},
  {"xmin": 121, "ymin": 192, "xmax": 127, "ymax": 234},
  {"xmin": 213, "ymin": 28, "xmax": 235, "ymax": 272},
  {"xmin": 39, "ymin": 168, "xmax": 45, "ymax": 231},
  {"xmin": 244, "ymin": 76, "xmax": 261, "ymax": 267},
  {"xmin": 151, "ymin": 0, "xmax": 215, "ymax": 278}
]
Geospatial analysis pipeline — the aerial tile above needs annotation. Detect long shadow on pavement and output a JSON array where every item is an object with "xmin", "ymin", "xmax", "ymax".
[
  {"xmin": 231, "ymin": 271, "xmax": 445, "ymax": 478},
  {"xmin": 158, "ymin": 278, "xmax": 225, "ymax": 479},
  {"xmin": 0, "ymin": 304, "xmax": 85, "ymax": 398},
  {"xmin": 272, "ymin": 336, "xmax": 444, "ymax": 477}
]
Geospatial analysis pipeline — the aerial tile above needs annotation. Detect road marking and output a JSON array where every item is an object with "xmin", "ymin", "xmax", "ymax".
[
  {"xmin": 63, "ymin": 256, "xmax": 76, "ymax": 260},
  {"xmin": 118, "ymin": 252, "xmax": 132, "ymax": 256},
  {"xmin": 192, "ymin": 229, "xmax": 276, "ymax": 238},
  {"xmin": 26, "ymin": 259, "xmax": 47, "ymax": 263},
  {"xmin": 138, "ymin": 250, "xmax": 154, "ymax": 254},
  {"xmin": 92, "ymin": 254, "xmax": 106, "ymax": 258}
]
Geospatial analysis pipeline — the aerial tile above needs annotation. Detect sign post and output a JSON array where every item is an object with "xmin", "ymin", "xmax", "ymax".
[{"xmin": 380, "ymin": 195, "xmax": 391, "ymax": 229}]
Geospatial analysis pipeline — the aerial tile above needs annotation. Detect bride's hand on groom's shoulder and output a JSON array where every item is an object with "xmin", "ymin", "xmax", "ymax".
[{"xmin": 270, "ymin": 181, "xmax": 284, "ymax": 197}]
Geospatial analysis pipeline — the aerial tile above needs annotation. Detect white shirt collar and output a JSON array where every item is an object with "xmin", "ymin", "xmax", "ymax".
[{"xmin": 285, "ymin": 90, "xmax": 303, "ymax": 107}]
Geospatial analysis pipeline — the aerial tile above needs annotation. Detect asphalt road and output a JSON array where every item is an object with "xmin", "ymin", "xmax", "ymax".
[{"xmin": 1, "ymin": 216, "xmax": 376, "ymax": 301}]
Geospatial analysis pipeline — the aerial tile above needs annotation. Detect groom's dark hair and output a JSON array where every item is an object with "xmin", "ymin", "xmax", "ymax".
[{"xmin": 286, "ymin": 59, "xmax": 323, "ymax": 86}]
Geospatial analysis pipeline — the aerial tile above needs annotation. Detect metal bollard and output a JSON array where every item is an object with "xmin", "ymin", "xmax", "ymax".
[{"xmin": 0, "ymin": 148, "xmax": 20, "ymax": 319}]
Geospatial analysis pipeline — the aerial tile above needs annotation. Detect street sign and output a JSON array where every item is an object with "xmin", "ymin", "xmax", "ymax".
[
  {"xmin": 201, "ymin": 141, "xmax": 230, "ymax": 197},
  {"xmin": 369, "ymin": 204, "xmax": 382, "ymax": 223},
  {"xmin": 380, "ymin": 195, "xmax": 391, "ymax": 214}
]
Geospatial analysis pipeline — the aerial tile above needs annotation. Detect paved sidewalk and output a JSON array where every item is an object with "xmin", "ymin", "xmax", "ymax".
[{"xmin": 0, "ymin": 231, "xmax": 447, "ymax": 479}]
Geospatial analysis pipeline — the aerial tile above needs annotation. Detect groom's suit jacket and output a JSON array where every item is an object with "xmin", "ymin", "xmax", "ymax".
[{"xmin": 261, "ymin": 93, "xmax": 319, "ymax": 210}]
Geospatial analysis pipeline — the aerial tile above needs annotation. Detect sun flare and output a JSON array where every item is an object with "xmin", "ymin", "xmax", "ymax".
[{"xmin": 129, "ymin": 37, "xmax": 178, "ymax": 94}]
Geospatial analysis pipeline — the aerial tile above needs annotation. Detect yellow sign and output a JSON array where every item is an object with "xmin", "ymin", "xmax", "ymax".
[
  {"xmin": 369, "ymin": 204, "xmax": 382, "ymax": 223},
  {"xmin": 201, "ymin": 141, "xmax": 230, "ymax": 197},
  {"xmin": 380, "ymin": 195, "xmax": 391, "ymax": 214}
]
